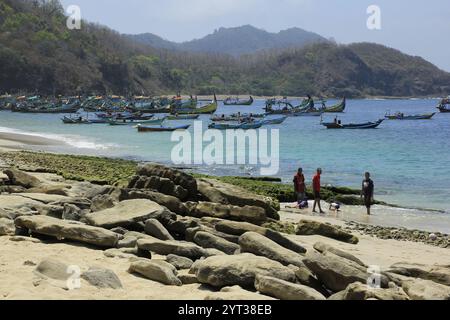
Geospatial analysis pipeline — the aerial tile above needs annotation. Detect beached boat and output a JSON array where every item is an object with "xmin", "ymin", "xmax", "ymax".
[
  {"xmin": 385, "ymin": 112, "xmax": 436, "ymax": 120},
  {"xmin": 223, "ymin": 96, "xmax": 254, "ymax": 106},
  {"xmin": 322, "ymin": 119, "xmax": 384, "ymax": 129},
  {"xmin": 323, "ymin": 98, "xmax": 346, "ymax": 113},
  {"xmin": 260, "ymin": 116, "xmax": 288, "ymax": 125},
  {"xmin": 137, "ymin": 124, "xmax": 191, "ymax": 132},
  {"xmin": 109, "ymin": 117, "xmax": 166, "ymax": 126},
  {"xmin": 166, "ymin": 114, "xmax": 200, "ymax": 120}
]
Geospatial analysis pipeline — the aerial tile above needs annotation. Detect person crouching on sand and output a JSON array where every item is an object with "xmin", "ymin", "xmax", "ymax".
[
  {"xmin": 293, "ymin": 168, "xmax": 306, "ymax": 203},
  {"xmin": 361, "ymin": 172, "xmax": 375, "ymax": 215},
  {"xmin": 312, "ymin": 168, "xmax": 325, "ymax": 214}
]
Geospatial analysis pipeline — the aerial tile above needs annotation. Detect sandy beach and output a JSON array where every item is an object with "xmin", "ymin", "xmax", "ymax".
[{"xmin": 0, "ymin": 131, "xmax": 62, "ymax": 151}]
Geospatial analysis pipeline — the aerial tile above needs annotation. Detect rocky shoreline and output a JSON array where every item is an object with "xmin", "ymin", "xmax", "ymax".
[{"xmin": 1, "ymin": 155, "xmax": 450, "ymax": 300}]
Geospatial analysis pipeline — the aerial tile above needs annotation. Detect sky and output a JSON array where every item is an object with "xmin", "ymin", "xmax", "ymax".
[{"xmin": 60, "ymin": 0, "xmax": 450, "ymax": 71}]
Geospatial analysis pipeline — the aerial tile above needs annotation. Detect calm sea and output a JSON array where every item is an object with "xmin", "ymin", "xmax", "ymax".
[{"xmin": 1, "ymin": 98, "xmax": 449, "ymax": 218}]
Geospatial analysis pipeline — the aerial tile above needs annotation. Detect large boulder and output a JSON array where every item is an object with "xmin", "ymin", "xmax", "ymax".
[
  {"xmin": 197, "ymin": 178, "xmax": 279, "ymax": 220},
  {"xmin": 0, "ymin": 217, "xmax": 15, "ymax": 236},
  {"xmin": 255, "ymin": 275, "xmax": 326, "ymax": 300},
  {"xmin": 313, "ymin": 242, "xmax": 366, "ymax": 267},
  {"xmin": 216, "ymin": 220, "xmax": 306, "ymax": 254},
  {"xmin": 90, "ymin": 194, "xmax": 116, "ymax": 212},
  {"xmin": 136, "ymin": 163, "xmax": 198, "ymax": 200},
  {"xmin": 144, "ymin": 219, "xmax": 174, "ymax": 241},
  {"xmin": 15, "ymin": 215, "xmax": 119, "ymax": 248},
  {"xmin": 3, "ymin": 169, "xmax": 41, "ymax": 188},
  {"xmin": 205, "ymin": 286, "xmax": 276, "ymax": 301},
  {"xmin": 128, "ymin": 260, "xmax": 182, "ymax": 286},
  {"xmin": 137, "ymin": 237, "xmax": 209, "ymax": 260},
  {"xmin": 83, "ymin": 199, "xmax": 168, "ymax": 229},
  {"xmin": 81, "ymin": 267, "xmax": 123, "ymax": 289},
  {"xmin": 294, "ymin": 266, "xmax": 330, "ymax": 297},
  {"xmin": 402, "ymin": 278, "xmax": 450, "ymax": 300},
  {"xmin": 303, "ymin": 252, "xmax": 388, "ymax": 292},
  {"xmin": 120, "ymin": 189, "xmax": 187, "ymax": 215},
  {"xmin": 34, "ymin": 259, "xmax": 71, "ymax": 282},
  {"xmin": 239, "ymin": 232, "xmax": 305, "ymax": 267},
  {"xmin": 387, "ymin": 263, "xmax": 450, "ymax": 286},
  {"xmin": 193, "ymin": 231, "xmax": 240, "ymax": 255},
  {"xmin": 186, "ymin": 225, "xmax": 239, "ymax": 244},
  {"xmin": 186, "ymin": 202, "xmax": 267, "ymax": 225},
  {"xmin": 166, "ymin": 254, "xmax": 194, "ymax": 270},
  {"xmin": 342, "ymin": 282, "xmax": 410, "ymax": 300},
  {"xmin": 193, "ymin": 253, "xmax": 296, "ymax": 288},
  {"xmin": 296, "ymin": 220, "xmax": 359, "ymax": 244}
]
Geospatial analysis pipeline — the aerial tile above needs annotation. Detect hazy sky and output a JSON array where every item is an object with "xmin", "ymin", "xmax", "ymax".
[{"xmin": 60, "ymin": 0, "xmax": 450, "ymax": 71}]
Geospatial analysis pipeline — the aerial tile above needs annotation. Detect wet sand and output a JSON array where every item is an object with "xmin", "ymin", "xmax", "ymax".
[{"xmin": 0, "ymin": 132, "xmax": 62, "ymax": 150}]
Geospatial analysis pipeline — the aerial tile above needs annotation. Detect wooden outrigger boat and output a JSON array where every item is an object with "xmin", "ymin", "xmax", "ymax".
[
  {"xmin": 223, "ymin": 96, "xmax": 254, "ymax": 106},
  {"xmin": 260, "ymin": 116, "xmax": 287, "ymax": 125},
  {"xmin": 322, "ymin": 119, "xmax": 384, "ymax": 129},
  {"xmin": 437, "ymin": 98, "xmax": 450, "ymax": 113},
  {"xmin": 137, "ymin": 124, "xmax": 191, "ymax": 132},
  {"xmin": 166, "ymin": 114, "xmax": 200, "ymax": 120},
  {"xmin": 173, "ymin": 95, "xmax": 218, "ymax": 115},
  {"xmin": 322, "ymin": 98, "xmax": 346, "ymax": 113},
  {"xmin": 62, "ymin": 116, "xmax": 91, "ymax": 124},
  {"xmin": 385, "ymin": 111, "xmax": 436, "ymax": 120},
  {"xmin": 109, "ymin": 117, "xmax": 166, "ymax": 126},
  {"xmin": 208, "ymin": 122, "xmax": 263, "ymax": 130}
]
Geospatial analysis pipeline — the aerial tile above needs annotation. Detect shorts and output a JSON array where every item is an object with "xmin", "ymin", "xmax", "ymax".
[
  {"xmin": 364, "ymin": 196, "xmax": 372, "ymax": 208},
  {"xmin": 314, "ymin": 191, "xmax": 321, "ymax": 200}
]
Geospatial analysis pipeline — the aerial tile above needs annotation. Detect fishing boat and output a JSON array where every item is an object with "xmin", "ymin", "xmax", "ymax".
[
  {"xmin": 223, "ymin": 96, "xmax": 254, "ymax": 106},
  {"xmin": 260, "ymin": 116, "xmax": 288, "ymax": 125},
  {"xmin": 385, "ymin": 111, "xmax": 436, "ymax": 120},
  {"xmin": 62, "ymin": 116, "xmax": 91, "ymax": 124},
  {"xmin": 173, "ymin": 95, "xmax": 218, "ymax": 115},
  {"xmin": 291, "ymin": 110, "xmax": 323, "ymax": 117},
  {"xmin": 109, "ymin": 117, "xmax": 166, "ymax": 126},
  {"xmin": 322, "ymin": 98, "xmax": 346, "ymax": 113},
  {"xmin": 166, "ymin": 114, "xmax": 200, "ymax": 120},
  {"xmin": 208, "ymin": 122, "xmax": 263, "ymax": 130},
  {"xmin": 437, "ymin": 98, "xmax": 450, "ymax": 113},
  {"xmin": 322, "ymin": 119, "xmax": 384, "ymax": 129},
  {"xmin": 137, "ymin": 124, "xmax": 191, "ymax": 132}
]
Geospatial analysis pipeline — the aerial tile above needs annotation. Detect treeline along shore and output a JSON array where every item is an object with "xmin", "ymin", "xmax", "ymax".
[{"xmin": 0, "ymin": 149, "xmax": 449, "ymax": 300}]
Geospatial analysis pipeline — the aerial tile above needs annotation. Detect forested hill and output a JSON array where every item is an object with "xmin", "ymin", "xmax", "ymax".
[
  {"xmin": 1, "ymin": 0, "xmax": 449, "ymax": 97},
  {"xmin": 128, "ymin": 25, "xmax": 329, "ymax": 56}
]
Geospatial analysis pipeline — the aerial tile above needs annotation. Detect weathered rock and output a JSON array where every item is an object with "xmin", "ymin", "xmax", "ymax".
[
  {"xmin": 179, "ymin": 273, "xmax": 199, "ymax": 285},
  {"xmin": 303, "ymin": 252, "xmax": 388, "ymax": 292},
  {"xmin": 128, "ymin": 260, "xmax": 182, "ymax": 286},
  {"xmin": 165, "ymin": 217, "xmax": 200, "ymax": 236},
  {"xmin": 0, "ymin": 217, "xmax": 15, "ymax": 235},
  {"xmin": 185, "ymin": 226, "xmax": 240, "ymax": 244},
  {"xmin": 402, "ymin": 278, "xmax": 450, "ymax": 300},
  {"xmin": 296, "ymin": 220, "xmax": 359, "ymax": 244},
  {"xmin": 90, "ymin": 194, "xmax": 116, "ymax": 212},
  {"xmin": 166, "ymin": 254, "xmax": 194, "ymax": 270},
  {"xmin": 121, "ymin": 189, "xmax": 188, "ymax": 215},
  {"xmin": 239, "ymin": 232, "xmax": 304, "ymax": 267},
  {"xmin": 34, "ymin": 259, "xmax": 71, "ymax": 281},
  {"xmin": 9, "ymin": 235, "xmax": 41, "ymax": 243},
  {"xmin": 294, "ymin": 266, "xmax": 330, "ymax": 297},
  {"xmin": 216, "ymin": 220, "xmax": 306, "ymax": 254},
  {"xmin": 49, "ymin": 197, "xmax": 91, "ymax": 210},
  {"xmin": 62, "ymin": 203, "xmax": 82, "ymax": 221},
  {"xmin": 137, "ymin": 163, "xmax": 198, "ymax": 199},
  {"xmin": 186, "ymin": 202, "xmax": 267, "ymax": 225},
  {"xmin": 205, "ymin": 286, "xmax": 276, "ymax": 301},
  {"xmin": 342, "ymin": 282, "xmax": 410, "ymax": 300},
  {"xmin": 104, "ymin": 248, "xmax": 139, "ymax": 259},
  {"xmin": 387, "ymin": 263, "xmax": 450, "ymax": 286},
  {"xmin": 144, "ymin": 219, "xmax": 174, "ymax": 241},
  {"xmin": 0, "ymin": 185, "xmax": 27, "ymax": 193},
  {"xmin": 313, "ymin": 242, "xmax": 366, "ymax": 266},
  {"xmin": 197, "ymin": 178, "xmax": 279, "ymax": 220},
  {"xmin": 26, "ymin": 185, "xmax": 69, "ymax": 196},
  {"xmin": 194, "ymin": 253, "xmax": 296, "ymax": 288},
  {"xmin": 111, "ymin": 227, "xmax": 129, "ymax": 235},
  {"xmin": 255, "ymin": 275, "xmax": 326, "ymax": 300},
  {"xmin": 83, "ymin": 199, "xmax": 167, "ymax": 229},
  {"xmin": 194, "ymin": 231, "xmax": 240, "ymax": 255},
  {"xmin": 3, "ymin": 169, "xmax": 41, "ymax": 188},
  {"xmin": 327, "ymin": 290, "xmax": 346, "ymax": 300},
  {"xmin": 137, "ymin": 237, "xmax": 207, "ymax": 260},
  {"xmin": 117, "ymin": 236, "xmax": 138, "ymax": 249},
  {"xmin": 15, "ymin": 215, "xmax": 119, "ymax": 248},
  {"xmin": 81, "ymin": 267, "xmax": 123, "ymax": 289}
]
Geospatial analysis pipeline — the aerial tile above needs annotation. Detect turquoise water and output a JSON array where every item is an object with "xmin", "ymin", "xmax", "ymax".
[{"xmin": 1, "ymin": 98, "xmax": 449, "ymax": 213}]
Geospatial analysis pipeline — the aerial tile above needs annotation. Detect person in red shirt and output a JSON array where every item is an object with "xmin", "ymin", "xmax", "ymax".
[
  {"xmin": 293, "ymin": 168, "xmax": 306, "ymax": 202},
  {"xmin": 312, "ymin": 168, "xmax": 325, "ymax": 214}
]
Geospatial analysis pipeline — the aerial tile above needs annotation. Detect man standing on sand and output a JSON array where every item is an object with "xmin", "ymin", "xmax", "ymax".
[
  {"xmin": 312, "ymin": 168, "xmax": 325, "ymax": 214},
  {"xmin": 361, "ymin": 172, "xmax": 375, "ymax": 215},
  {"xmin": 293, "ymin": 168, "xmax": 306, "ymax": 203}
]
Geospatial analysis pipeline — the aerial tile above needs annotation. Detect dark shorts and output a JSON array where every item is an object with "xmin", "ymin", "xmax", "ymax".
[
  {"xmin": 314, "ymin": 191, "xmax": 321, "ymax": 200},
  {"xmin": 364, "ymin": 196, "xmax": 372, "ymax": 208}
]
